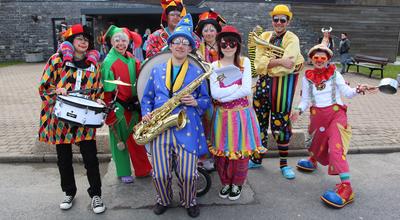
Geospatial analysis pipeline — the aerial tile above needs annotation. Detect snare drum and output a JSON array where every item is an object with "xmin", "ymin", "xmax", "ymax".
[{"xmin": 54, "ymin": 95, "xmax": 105, "ymax": 128}]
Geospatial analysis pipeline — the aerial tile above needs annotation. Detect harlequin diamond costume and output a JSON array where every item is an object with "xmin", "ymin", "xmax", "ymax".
[
  {"xmin": 294, "ymin": 44, "xmax": 370, "ymax": 208},
  {"xmin": 38, "ymin": 24, "xmax": 105, "ymax": 214},
  {"xmin": 101, "ymin": 25, "xmax": 152, "ymax": 183},
  {"xmin": 140, "ymin": 14, "xmax": 210, "ymax": 217},
  {"xmin": 252, "ymin": 4, "xmax": 304, "ymax": 179}
]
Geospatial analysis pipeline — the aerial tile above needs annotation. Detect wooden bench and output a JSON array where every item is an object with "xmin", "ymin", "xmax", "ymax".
[{"xmin": 346, "ymin": 54, "xmax": 389, "ymax": 78}]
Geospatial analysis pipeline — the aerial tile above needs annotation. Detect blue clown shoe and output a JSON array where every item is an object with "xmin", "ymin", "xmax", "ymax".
[
  {"xmin": 281, "ymin": 166, "xmax": 296, "ymax": 179},
  {"xmin": 296, "ymin": 158, "xmax": 317, "ymax": 172},
  {"xmin": 248, "ymin": 160, "xmax": 262, "ymax": 169},
  {"xmin": 320, "ymin": 183, "xmax": 354, "ymax": 208}
]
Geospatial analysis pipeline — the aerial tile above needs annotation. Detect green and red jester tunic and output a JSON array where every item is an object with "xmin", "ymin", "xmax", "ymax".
[
  {"xmin": 101, "ymin": 47, "xmax": 152, "ymax": 177},
  {"xmin": 38, "ymin": 53, "xmax": 103, "ymax": 145},
  {"xmin": 101, "ymin": 47, "xmax": 140, "ymax": 128}
]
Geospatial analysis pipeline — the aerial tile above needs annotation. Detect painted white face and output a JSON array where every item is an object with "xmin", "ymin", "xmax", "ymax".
[
  {"xmin": 72, "ymin": 34, "xmax": 89, "ymax": 54},
  {"xmin": 111, "ymin": 32, "xmax": 129, "ymax": 55},
  {"xmin": 202, "ymin": 23, "xmax": 217, "ymax": 43}
]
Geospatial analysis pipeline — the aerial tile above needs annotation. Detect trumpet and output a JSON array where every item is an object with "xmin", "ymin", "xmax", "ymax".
[
  {"xmin": 249, "ymin": 31, "xmax": 285, "ymax": 59},
  {"xmin": 250, "ymin": 31, "xmax": 304, "ymax": 74}
]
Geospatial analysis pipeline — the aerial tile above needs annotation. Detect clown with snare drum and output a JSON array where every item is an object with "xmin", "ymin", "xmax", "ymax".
[{"xmin": 38, "ymin": 24, "xmax": 106, "ymax": 214}]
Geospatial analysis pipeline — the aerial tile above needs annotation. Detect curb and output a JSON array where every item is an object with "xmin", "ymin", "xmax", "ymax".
[
  {"xmin": 0, "ymin": 153, "xmax": 111, "ymax": 163},
  {"xmin": 1, "ymin": 145, "xmax": 400, "ymax": 163},
  {"xmin": 264, "ymin": 145, "xmax": 400, "ymax": 158}
]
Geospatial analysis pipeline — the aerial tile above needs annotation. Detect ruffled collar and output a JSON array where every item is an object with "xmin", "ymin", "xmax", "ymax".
[{"xmin": 305, "ymin": 64, "xmax": 336, "ymax": 85}]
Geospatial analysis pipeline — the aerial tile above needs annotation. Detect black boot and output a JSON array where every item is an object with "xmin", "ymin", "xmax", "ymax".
[
  {"xmin": 187, "ymin": 205, "xmax": 200, "ymax": 218},
  {"xmin": 153, "ymin": 203, "xmax": 168, "ymax": 215}
]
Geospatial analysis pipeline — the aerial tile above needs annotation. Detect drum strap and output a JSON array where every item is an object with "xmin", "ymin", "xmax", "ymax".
[{"xmin": 74, "ymin": 68, "xmax": 83, "ymax": 92}]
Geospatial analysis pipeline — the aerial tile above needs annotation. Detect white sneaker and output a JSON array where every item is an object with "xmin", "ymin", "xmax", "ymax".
[
  {"xmin": 91, "ymin": 196, "xmax": 105, "ymax": 214},
  {"xmin": 60, "ymin": 195, "xmax": 74, "ymax": 210}
]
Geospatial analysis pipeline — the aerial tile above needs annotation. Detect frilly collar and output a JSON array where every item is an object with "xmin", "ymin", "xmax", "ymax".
[{"xmin": 305, "ymin": 64, "xmax": 336, "ymax": 85}]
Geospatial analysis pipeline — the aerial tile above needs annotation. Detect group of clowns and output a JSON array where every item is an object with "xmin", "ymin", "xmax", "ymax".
[{"xmin": 38, "ymin": 0, "xmax": 377, "ymax": 217}]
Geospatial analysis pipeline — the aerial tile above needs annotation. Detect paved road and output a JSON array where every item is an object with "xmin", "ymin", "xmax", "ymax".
[
  {"xmin": 1, "ymin": 63, "xmax": 400, "ymax": 156},
  {"xmin": 0, "ymin": 153, "xmax": 399, "ymax": 220}
]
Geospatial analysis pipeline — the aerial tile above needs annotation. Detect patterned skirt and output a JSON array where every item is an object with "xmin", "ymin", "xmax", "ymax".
[{"xmin": 209, "ymin": 105, "xmax": 266, "ymax": 159}]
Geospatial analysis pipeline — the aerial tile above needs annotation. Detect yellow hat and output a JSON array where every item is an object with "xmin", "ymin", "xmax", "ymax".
[{"xmin": 269, "ymin": 4, "xmax": 293, "ymax": 20}]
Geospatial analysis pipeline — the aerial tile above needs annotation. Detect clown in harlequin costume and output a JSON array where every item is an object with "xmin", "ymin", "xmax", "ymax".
[
  {"xmin": 141, "ymin": 14, "xmax": 210, "ymax": 217},
  {"xmin": 291, "ymin": 44, "xmax": 377, "ymax": 208},
  {"xmin": 145, "ymin": 0, "xmax": 186, "ymax": 58},
  {"xmin": 101, "ymin": 25, "xmax": 152, "ymax": 183},
  {"xmin": 251, "ymin": 4, "xmax": 305, "ymax": 180},
  {"xmin": 194, "ymin": 9, "xmax": 226, "ymax": 171},
  {"xmin": 38, "ymin": 24, "xmax": 106, "ymax": 214},
  {"xmin": 208, "ymin": 25, "xmax": 266, "ymax": 201}
]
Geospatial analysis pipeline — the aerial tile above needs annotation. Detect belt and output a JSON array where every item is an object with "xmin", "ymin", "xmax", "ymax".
[{"xmin": 116, "ymin": 96, "xmax": 140, "ymax": 112}]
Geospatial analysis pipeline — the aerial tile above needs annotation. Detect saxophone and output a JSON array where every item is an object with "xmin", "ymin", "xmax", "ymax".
[{"xmin": 133, "ymin": 60, "xmax": 213, "ymax": 145}]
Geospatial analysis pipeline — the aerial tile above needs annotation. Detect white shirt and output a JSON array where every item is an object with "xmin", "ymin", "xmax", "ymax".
[
  {"xmin": 209, "ymin": 57, "xmax": 252, "ymax": 103},
  {"xmin": 297, "ymin": 71, "xmax": 357, "ymax": 112}
]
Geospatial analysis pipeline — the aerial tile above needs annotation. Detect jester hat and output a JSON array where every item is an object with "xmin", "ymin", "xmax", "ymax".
[
  {"xmin": 161, "ymin": 0, "xmax": 187, "ymax": 23},
  {"xmin": 103, "ymin": 25, "xmax": 142, "ymax": 49}
]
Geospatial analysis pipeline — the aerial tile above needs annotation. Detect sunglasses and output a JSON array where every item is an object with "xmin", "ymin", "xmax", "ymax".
[
  {"xmin": 312, "ymin": 55, "xmax": 328, "ymax": 62},
  {"xmin": 172, "ymin": 38, "xmax": 190, "ymax": 46},
  {"xmin": 272, "ymin": 17, "xmax": 288, "ymax": 24},
  {"xmin": 220, "ymin": 41, "xmax": 238, "ymax": 49}
]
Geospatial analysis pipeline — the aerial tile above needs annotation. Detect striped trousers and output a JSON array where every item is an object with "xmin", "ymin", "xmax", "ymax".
[
  {"xmin": 253, "ymin": 74, "xmax": 299, "ymax": 146},
  {"xmin": 150, "ymin": 129, "xmax": 198, "ymax": 208}
]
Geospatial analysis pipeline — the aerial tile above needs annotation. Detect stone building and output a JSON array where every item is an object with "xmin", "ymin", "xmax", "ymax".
[{"xmin": 0, "ymin": 0, "xmax": 399, "ymax": 62}]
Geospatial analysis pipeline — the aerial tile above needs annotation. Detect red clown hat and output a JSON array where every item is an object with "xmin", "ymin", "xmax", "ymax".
[{"xmin": 195, "ymin": 10, "xmax": 226, "ymax": 36}]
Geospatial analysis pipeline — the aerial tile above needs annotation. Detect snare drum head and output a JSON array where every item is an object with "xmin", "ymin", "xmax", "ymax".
[
  {"xmin": 137, "ymin": 52, "xmax": 207, "ymax": 102},
  {"xmin": 58, "ymin": 95, "xmax": 104, "ymax": 109}
]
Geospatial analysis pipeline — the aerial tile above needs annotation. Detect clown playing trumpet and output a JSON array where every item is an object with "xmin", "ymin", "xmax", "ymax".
[{"xmin": 250, "ymin": 5, "xmax": 305, "ymax": 181}]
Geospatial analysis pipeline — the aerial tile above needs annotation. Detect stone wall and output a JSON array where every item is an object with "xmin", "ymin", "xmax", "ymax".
[
  {"xmin": 1, "ymin": 0, "xmax": 398, "ymax": 62},
  {"xmin": 0, "ymin": 1, "xmax": 156, "ymax": 61},
  {"xmin": 203, "ymin": 1, "xmax": 317, "ymax": 58}
]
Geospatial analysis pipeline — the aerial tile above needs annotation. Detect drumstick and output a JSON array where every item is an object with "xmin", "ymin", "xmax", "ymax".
[{"xmin": 68, "ymin": 88, "xmax": 97, "ymax": 94}]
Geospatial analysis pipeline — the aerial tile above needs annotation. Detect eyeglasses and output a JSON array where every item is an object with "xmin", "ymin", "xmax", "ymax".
[
  {"xmin": 312, "ymin": 55, "xmax": 328, "ymax": 62},
  {"xmin": 272, "ymin": 16, "xmax": 288, "ymax": 24},
  {"xmin": 168, "ymin": 11, "xmax": 181, "ymax": 17},
  {"xmin": 171, "ymin": 38, "xmax": 191, "ymax": 46},
  {"xmin": 220, "ymin": 41, "xmax": 238, "ymax": 49}
]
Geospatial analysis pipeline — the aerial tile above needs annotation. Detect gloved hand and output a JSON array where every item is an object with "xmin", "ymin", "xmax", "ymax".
[
  {"xmin": 57, "ymin": 41, "xmax": 74, "ymax": 65},
  {"xmin": 85, "ymin": 50, "xmax": 100, "ymax": 66}
]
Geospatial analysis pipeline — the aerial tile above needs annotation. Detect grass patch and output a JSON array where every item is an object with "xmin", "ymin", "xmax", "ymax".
[
  {"xmin": 337, "ymin": 63, "xmax": 400, "ymax": 79},
  {"xmin": 0, "ymin": 61, "xmax": 24, "ymax": 68}
]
